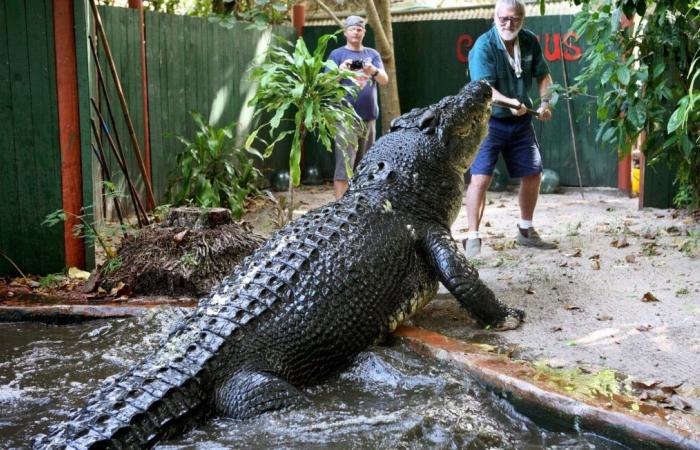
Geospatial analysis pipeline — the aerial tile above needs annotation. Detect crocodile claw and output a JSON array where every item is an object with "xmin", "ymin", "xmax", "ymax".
[{"xmin": 492, "ymin": 307, "xmax": 525, "ymax": 331}]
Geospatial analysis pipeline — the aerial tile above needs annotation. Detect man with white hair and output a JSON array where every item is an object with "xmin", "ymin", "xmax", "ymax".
[
  {"xmin": 462, "ymin": 0, "xmax": 556, "ymax": 257},
  {"xmin": 328, "ymin": 15, "xmax": 389, "ymax": 199}
]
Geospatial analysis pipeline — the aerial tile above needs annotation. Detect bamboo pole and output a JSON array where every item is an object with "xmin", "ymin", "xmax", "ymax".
[
  {"xmin": 90, "ymin": 103, "xmax": 149, "ymax": 226},
  {"xmin": 89, "ymin": 0, "xmax": 156, "ymax": 209},
  {"xmin": 89, "ymin": 37, "xmax": 128, "ymax": 174},
  {"xmin": 558, "ymin": 34, "xmax": 585, "ymax": 199},
  {"xmin": 89, "ymin": 139, "xmax": 127, "ymax": 230}
]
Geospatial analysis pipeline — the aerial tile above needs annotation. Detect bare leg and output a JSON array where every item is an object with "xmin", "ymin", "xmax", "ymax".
[
  {"xmin": 518, "ymin": 173, "xmax": 541, "ymax": 221},
  {"xmin": 466, "ymin": 174, "xmax": 493, "ymax": 232},
  {"xmin": 333, "ymin": 180, "xmax": 348, "ymax": 200}
]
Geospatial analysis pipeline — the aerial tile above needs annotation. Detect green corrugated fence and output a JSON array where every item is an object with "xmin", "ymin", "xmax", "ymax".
[{"xmin": 301, "ymin": 16, "xmax": 619, "ymax": 188}]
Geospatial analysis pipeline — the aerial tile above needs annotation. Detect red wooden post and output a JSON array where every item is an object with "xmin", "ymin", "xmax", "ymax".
[
  {"xmin": 292, "ymin": 4, "xmax": 305, "ymax": 37},
  {"xmin": 618, "ymin": 153, "xmax": 632, "ymax": 194},
  {"xmin": 54, "ymin": 0, "xmax": 86, "ymax": 269},
  {"xmin": 129, "ymin": 0, "xmax": 153, "ymax": 208}
]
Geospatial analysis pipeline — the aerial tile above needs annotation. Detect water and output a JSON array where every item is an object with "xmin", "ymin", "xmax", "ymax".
[{"xmin": 0, "ymin": 312, "xmax": 628, "ymax": 449}]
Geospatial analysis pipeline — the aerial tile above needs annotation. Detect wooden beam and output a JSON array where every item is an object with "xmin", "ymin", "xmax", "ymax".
[
  {"xmin": 54, "ymin": 0, "xmax": 86, "ymax": 269},
  {"xmin": 131, "ymin": 0, "xmax": 152, "ymax": 208}
]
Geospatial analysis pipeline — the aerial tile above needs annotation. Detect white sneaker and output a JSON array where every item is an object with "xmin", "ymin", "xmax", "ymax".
[{"xmin": 462, "ymin": 238, "xmax": 482, "ymax": 258}]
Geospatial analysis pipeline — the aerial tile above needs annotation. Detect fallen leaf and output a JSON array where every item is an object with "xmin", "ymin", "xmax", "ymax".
[
  {"xmin": 636, "ymin": 324, "xmax": 653, "ymax": 332},
  {"xmin": 551, "ymin": 326, "xmax": 562, "ymax": 332},
  {"xmin": 484, "ymin": 221, "xmax": 491, "ymax": 227},
  {"xmin": 564, "ymin": 304, "xmax": 581, "ymax": 310},
  {"xmin": 173, "ymin": 230, "xmax": 189, "ymax": 243},
  {"xmin": 596, "ymin": 314, "xmax": 613, "ymax": 321},
  {"xmin": 525, "ymin": 286, "xmax": 536, "ymax": 294},
  {"xmin": 68, "ymin": 267, "xmax": 91, "ymax": 280},
  {"xmin": 497, "ymin": 275, "xmax": 512, "ymax": 280},
  {"xmin": 670, "ymin": 396, "xmax": 691, "ymax": 410},
  {"xmin": 591, "ymin": 260, "xmax": 601, "ymax": 270},
  {"xmin": 660, "ymin": 382, "xmax": 684, "ymax": 393},
  {"xmin": 109, "ymin": 281, "xmax": 127, "ymax": 297},
  {"xmin": 642, "ymin": 292, "xmax": 660, "ymax": 302},
  {"xmin": 589, "ymin": 254, "xmax": 601, "ymax": 260},
  {"xmin": 611, "ymin": 236, "xmax": 630, "ymax": 248},
  {"xmin": 625, "ymin": 254, "xmax": 636, "ymax": 263},
  {"xmin": 559, "ymin": 261, "xmax": 568, "ymax": 267},
  {"xmin": 632, "ymin": 379, "xmax": 663, "ymax": 389},
  {"xmin": 565, "ymin": 248, "xmax": 582, "ymax": 257},
  {"xmin": 666, "ymin": 226, "xmax": 680, "ymax": 234}
]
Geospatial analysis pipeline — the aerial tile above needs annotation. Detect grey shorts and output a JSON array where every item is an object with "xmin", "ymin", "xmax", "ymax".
[{"xmin": 334, "ymin": 119, "xmax": 376, "ymax": 181}]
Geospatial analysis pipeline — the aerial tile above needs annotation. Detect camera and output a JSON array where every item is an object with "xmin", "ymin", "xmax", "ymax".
[{"xmin": 348, "ymin": 59, "xmax": 365, "ymax": 70}]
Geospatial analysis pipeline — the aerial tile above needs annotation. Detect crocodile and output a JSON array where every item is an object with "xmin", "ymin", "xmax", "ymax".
[{"xmin": 35, "ymin": 80, "xmax": 524, "ymax": 449}]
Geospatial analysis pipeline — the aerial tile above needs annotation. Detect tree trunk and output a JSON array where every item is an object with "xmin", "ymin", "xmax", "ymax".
[{"xmin": 364, "ymin": 0, "xmax": 400, "ymax": 134}]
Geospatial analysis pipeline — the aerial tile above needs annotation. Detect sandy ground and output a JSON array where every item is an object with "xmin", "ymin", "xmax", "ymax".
[{"xmin": 273, "ymin": 184, "xmax": 700, "ymax": 405}]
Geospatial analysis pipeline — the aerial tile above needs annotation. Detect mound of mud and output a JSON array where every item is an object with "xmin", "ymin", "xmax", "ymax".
[{"xmin": 92, "ymin": 207, "xmax": 265, "ymax": 297}]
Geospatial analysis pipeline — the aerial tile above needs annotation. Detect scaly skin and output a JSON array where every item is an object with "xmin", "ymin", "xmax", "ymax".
[{"xmin": 35, "ymin": 80, "xmax": 524, "ymax": 449}]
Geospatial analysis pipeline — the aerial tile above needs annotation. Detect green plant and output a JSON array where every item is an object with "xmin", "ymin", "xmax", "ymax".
[
  {"xmin": 39, "ymin": 273, "xmax": 67, "ymax": 289},
  {"xmin": 246, "ymin": 32, "xmax": 362, "ymax": 218},
  {"xmin": 209, "ymin": 0, "xmax": 292, "ymax": 28},
  {"xmin": 570, "ymin": 0, "xmax": 700, "ymax": 207},
  {"xmin": 102, "ymin": 256, "xmax": 123, "ymax": 274},
  {"xmin": 152, "ymin": 204, "xmax": 172, "ymax": 223},
  {"xmin": 678, "ymin": 228, "xmax": 700, "ymax": 256},
  {"xmin": 43, "ymin": 207, "xmax": 121, "ymax": 260},
  {"xmin": 168, "ymin": 111, "xmax": 263, "ymax": 219},
  {"xmin": 179, "ymin": 252, "xmax": 197, "ymax": 269}
]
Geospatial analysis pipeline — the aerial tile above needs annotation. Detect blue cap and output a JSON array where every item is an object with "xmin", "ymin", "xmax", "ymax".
[{"xmin": 344, "ymin": 15, "xmax": 365, "ymax": 28}]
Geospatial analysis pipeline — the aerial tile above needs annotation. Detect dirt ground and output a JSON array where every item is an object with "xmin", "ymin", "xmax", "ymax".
[{"xmin": 275, "ymin": 184, "xmax": 700, "ymax": 407}]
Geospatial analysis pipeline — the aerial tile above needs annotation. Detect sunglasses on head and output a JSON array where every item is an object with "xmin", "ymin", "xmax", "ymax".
[{"xmin": 497, "ymin": 15, "xmax": 522, "ymax": 25}]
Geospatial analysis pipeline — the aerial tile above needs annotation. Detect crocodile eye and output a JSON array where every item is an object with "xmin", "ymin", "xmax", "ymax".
[{"xmin": 377, "ymin": 162, "xmax": 385, "ymax": 171}]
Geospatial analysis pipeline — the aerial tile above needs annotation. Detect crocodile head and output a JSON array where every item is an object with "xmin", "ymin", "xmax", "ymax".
[{"xmin": 434, "ymin": 80, "xmax": 492, "ymax": 173}]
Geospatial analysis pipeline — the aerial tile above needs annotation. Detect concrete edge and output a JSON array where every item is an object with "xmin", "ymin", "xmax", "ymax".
[
  {"xmin": 394, "ymin": 325, "xmax": 700, "ymax": 450},
  {"xmin": 0, "ymin": 305, "xmax": 150, "ymax": 324}
]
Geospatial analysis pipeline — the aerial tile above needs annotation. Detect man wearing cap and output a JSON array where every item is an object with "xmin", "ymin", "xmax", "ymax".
[
  {"xmin": 462, "ymin": 0, "xmax": 556, "ymax": 257},
  {"xmin": 328, "ymin": 15, "xmax": 389, "ymax": 199}
]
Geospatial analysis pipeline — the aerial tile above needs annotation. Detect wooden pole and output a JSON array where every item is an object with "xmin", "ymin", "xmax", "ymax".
[
  {"xmin": 89, "ymin": 0, "xmax": 156, "ymax": 209},
  {"xmin": 90, "ymin": 100, "xmax": 149, "ymax": 226},
  {"xmin": 129, "ymin": 0, "xmax": 153, "ymax": 209},
  {"xmin": 54, "ymin": 0, "xmax": 86, "ymax": 269}
]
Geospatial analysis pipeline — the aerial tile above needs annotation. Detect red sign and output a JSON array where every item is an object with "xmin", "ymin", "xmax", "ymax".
[{"xmin": 456, "ymin": 32, "xmax": 582, "ymax": 64}]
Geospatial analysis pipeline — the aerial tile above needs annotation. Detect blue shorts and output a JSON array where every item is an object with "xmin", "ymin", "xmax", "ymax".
[{"xmin": 470, "ymin": 116, "xmax": 543, "ymax": 178}]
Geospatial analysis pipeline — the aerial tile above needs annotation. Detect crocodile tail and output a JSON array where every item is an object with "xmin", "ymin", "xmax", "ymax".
[{"xmin": 34, "ymin": 331, "xmax": 219, "ymax": 449}]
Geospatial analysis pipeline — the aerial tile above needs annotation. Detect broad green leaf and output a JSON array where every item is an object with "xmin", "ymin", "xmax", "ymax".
[
  {"xmin": 616, "ymin": 66, "xmax": 631, "ymax": 85},
  {"xmin": 667, "ymin": 106, "xmax": 685, "ymax": 133}
]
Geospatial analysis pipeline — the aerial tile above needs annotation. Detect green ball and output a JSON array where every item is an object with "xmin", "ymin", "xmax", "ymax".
[
  {"xmin": 270, "ymin": 170, "xmax": 290, "ymax": 192},
  {"xmin": 302, "ymin": 165, "xmax": 323, "ymax": 185},
  {"xmin": 488, "ymin": 168, "xmax": 509, "ymax": 192},
  {"xmin": 540, "ymin": 168, "xmax": 560, "ymax": 194}
]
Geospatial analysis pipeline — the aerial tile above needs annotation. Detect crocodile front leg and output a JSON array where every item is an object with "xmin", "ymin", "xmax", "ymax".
[{"xmin": 423, "ymin": 227, "xmax": 524, "ymax": 330}]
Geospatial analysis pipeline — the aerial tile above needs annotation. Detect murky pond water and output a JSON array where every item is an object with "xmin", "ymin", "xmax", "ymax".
[{"xmin": 0, "ymin": 311, "xmax": 627, "ymax": 449}]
